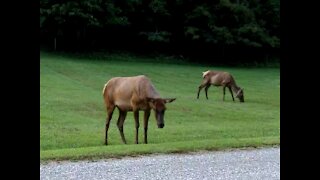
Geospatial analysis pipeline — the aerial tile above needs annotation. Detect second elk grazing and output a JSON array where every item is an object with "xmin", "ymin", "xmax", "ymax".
[
  {"xmin": 197, "ymin": 70, "xmax": 244, "ymax": 102},
  {"xmin": 102, "ymin": 75, "xmax": 176, "ymax": 145}
]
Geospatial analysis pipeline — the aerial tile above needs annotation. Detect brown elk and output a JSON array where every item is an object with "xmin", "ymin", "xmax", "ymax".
[
  {"xmin": 197, "ymin": 70, "xmax": 244, "ymax": 102},
  {"xmin": 102, "ymin": 75, "xmax": 176, "ymax": 145}
]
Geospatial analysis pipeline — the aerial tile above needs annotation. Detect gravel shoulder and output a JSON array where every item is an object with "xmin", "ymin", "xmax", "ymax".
[{"xmin": 40, "ymin": 147, "xmax": 280, "ymax": 180}]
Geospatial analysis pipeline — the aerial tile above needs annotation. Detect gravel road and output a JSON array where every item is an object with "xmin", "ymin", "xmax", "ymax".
[{"xmin": 40, "ymin": 147, "xmax": 279, "ymax": 180}]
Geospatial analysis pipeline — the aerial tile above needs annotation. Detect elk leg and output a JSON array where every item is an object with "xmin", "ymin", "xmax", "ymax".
[
  {"xmin": 228, "ymin": 87, "xmax": 235, "ymax": 101},
  {"xmin": 134, "ymin": 110, "xmax": 140, "ymax": 144},
  {"xmin": 117, "ymin": 110, "xmax": 127, "ymax": 144},
  {"xmin": 197, "ymin": 83, "xmax": 207, "ymax": 99},
  {"xmin": 105, "ymin": 105, "xmax": 115, "ymax": 145},
  {"xmin": 205, "ymin": 85, "xmax": 210, "ymax": 100},
  {"xmin": 143, "ymin": 110, "xmax": 151, "ymax": 144},
  {"xmin": 223, "ymin": 86, "xmax": 226, "ymax": 101},
  {"xmin": 197, "ymin": 86, "xmax": 203, "ymax": 99}
]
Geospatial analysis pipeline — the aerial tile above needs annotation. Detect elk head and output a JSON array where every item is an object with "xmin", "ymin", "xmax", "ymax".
[{"xmin": 147, "ymin": 98, "xmax": 176, "ymax": 128}]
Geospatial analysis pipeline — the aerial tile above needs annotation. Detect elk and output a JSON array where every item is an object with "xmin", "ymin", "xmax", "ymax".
[
  {"xmin": 197, "ymin": 70, "xmax": 244, "ymax": 102},
  {"xmin": 102, "ymin": 75, "xmax": 176, "ymax": 145}
]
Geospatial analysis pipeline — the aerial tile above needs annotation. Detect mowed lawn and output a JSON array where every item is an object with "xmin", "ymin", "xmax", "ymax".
[{"xmin": 40, "ymin": 53, "xmax": 280, "ymax": 161}]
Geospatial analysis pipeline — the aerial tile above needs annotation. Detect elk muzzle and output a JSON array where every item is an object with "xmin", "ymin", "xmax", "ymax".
[{"xmin": 158, "ymin": 123, "xmax": 164, "ymax": 128}]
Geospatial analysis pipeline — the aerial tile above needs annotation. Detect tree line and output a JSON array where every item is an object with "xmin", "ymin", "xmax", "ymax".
[{"xmin": 40, "ymin": 0, "xmax": 280, "ymax": 64}]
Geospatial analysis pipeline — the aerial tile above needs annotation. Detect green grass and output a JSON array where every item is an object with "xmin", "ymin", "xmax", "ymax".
[{"xmin": 40, "ymin": 52, "xmax": 280, "ymax": 162}]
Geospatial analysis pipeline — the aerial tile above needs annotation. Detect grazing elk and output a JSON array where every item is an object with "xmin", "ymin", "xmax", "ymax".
[
  {"xmin": 197, "ymin": 70, "xmax": 244, "ymax": 102},
  {"xmin": 102, "ymin": 75, "xmax": 176, "ymax": 145}
]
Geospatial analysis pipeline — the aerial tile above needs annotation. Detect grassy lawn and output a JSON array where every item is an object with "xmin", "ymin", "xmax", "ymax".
[{"xmin": 40, "ymin": 52, "xmax": 280, "ymax": 162}]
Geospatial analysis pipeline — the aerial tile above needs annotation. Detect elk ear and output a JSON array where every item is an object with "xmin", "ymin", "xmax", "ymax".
[
  {"xmin": 147, "ymin": 97, "xmax": 156, "ymax": 103},
  {"xmin": 164, "ymin": 98, "xmax": 176, "ymax": 103}
]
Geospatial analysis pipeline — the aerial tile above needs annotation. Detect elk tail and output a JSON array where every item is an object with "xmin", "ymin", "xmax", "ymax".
[{"xmin": 102, "ymin": 82, "xmax": 109, "ymax": 97}]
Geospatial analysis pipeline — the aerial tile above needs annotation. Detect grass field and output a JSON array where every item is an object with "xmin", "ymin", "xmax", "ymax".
[{"xmin": 40, "ymin": 52, "xmax": 280, "ymax": 161}]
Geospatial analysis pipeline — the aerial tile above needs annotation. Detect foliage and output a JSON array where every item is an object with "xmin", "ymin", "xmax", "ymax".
[{"xmin": 40, "ymin": 0, "xmax": 280, "ymax": 63}]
